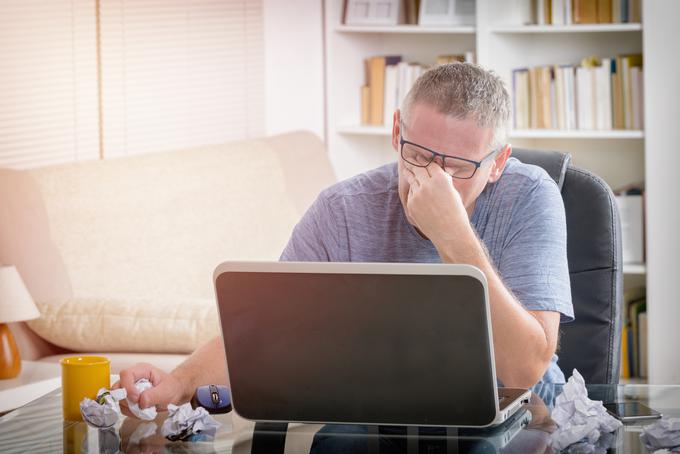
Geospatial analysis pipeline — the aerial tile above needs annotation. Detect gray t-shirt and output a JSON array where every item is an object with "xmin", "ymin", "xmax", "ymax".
[{"xmin": 280, "ymin": 157, "xmax": 574, "ymax": 386}]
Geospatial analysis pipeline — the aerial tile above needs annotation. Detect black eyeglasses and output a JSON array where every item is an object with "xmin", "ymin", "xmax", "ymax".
[{"xmin": 400, "ymin": 123, "xmax": 499, "ymax": 180}]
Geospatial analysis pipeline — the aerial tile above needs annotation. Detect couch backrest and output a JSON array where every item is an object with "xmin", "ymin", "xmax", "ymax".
[{"xmin": 4, "ymin": 131, "xmax": 335, "ymax": 304}]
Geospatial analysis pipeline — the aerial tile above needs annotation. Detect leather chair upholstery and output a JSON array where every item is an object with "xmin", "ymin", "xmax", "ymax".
[{"xmin": 512, "ymin": 148, "xmax": 623, "ymax": 385}]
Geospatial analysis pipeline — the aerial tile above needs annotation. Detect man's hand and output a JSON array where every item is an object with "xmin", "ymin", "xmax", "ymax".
[
  {"xmin": 112, "ymin": 363, "xmax": 187, "ymax": 417},
  {"xmin": 403, "ymin": 162, "xmax": 469, "ymax": 244}
]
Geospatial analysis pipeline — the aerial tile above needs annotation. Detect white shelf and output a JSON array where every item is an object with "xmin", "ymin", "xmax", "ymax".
[
  {"xmin": 335, "ymin": 25, "xmax": 475, "ymax": 34},
  {"xmin": 623, "ymin": 263, "xmax": 647, "ymax": 274},
  {"xmin": 509, "ymin": 129, "xmax": 644, "ymax": 139},
  {"xmin": 492, "ymin": 23, "xmax": 642, "ymax": 34},
  {"xmin": 337, "ymin": 125, "xmax": 391, "ymax": 136}
]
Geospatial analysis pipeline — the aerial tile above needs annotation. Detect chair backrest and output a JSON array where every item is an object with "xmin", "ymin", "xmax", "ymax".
[{"xmin": 511, "ymin": 148, "xmax": 623, "ymax": 385}]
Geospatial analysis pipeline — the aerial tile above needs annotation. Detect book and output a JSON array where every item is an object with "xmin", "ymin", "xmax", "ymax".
[
  {"xmin": 597, "ymin": 0, "xmax": 613, "ymax": 23},
  {"xmin": 595, "ymin": 58, "xmax": 612, "ymax": 130},
  {"xmin": 623, "ymin": 287, "xmax": 646, "ymax": 377},
  {"xmin": 360, "ymin": 85, "xmax": 370, "ymax": 125},
  {"xmin": 616, "ymin": 192, "xmax": 645, "ymax": 263},
  {"xmin": 612, "ymin": 0, "xmax": 621, "ymax": 23},
  {"xmin": 629, "ymin": 0, "xmax": 641, "ymax": 23},
  {"xmin": 404, "ymin": 0, "xmax": 419, "ymax": 25},
  {"xmin": 564, "ymin": 65, "xmax": 577, "ymax": 130},
  {"xmin": 612, "ymin": 58, "xmax": 624, "ymax": 129},
  {"xmin": 552, "ymin": 0, "xmax": 565, "ymax": 25},
  {"xmin": 575, "ymin": 65, "xmax": 592, "ymax": 129},
  {"xmin": 513, "ymin": 69, "xmax": 530, "ymax": 129},
  {"xmin": 368, "ymin": 56, "xmax": 386, "ymax": 126},
  {"xmin": 529, "ymin": 67, "xmax": 539, "ymax": 129},
  {"xmin": 629, "ymin": 299, "xmax": 646, "ymax": 376},
  {"xmin": 573, "ymin": 0, "xmax": 598, "ymax": 23},
  {"xmin": 621, "ymin": 54, "xmax": 643, "ymax": 129},
  {"xmin": 540, "ymin": 66, "xmax": 553, "ymax": 129},
  {"xmin": 639, "ymin": 311, "xmax": 648, "ymax": 378},
  {"xmin": 367, "ymin": 55, "xmax": 401, "ymax": 126},
  {"xmin": 383, "ymin": 64, "xmax": 399, "ymax": 127},
  {"xmin": 630, "ymin": 66, "xmax": 643, "ymax": 130},
  {"xmin": 621, "ymin": 326, "xmax": 630, "ymax": 379},
  {"xmin": 554, "ymin": 65, "xmax": 566, "ymax": 129}
]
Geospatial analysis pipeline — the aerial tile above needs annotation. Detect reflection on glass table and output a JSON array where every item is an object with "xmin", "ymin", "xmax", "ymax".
[{"xmin": 0, "ymin": 384, "xmax": 679, "ymax": 453}]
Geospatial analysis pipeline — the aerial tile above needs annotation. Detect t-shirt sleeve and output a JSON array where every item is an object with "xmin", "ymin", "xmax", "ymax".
[
  {"xmin": 279, "ymin": 192, "xmax": 340, "ymax": 262},
  {"xmin": 498, "ymin": 177, "xmax": 574, "ymax": 323}
]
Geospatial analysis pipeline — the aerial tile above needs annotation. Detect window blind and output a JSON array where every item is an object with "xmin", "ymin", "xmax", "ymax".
[
  {"xmin": 0, "ymin": 0, "xmax": 99, "ymax": 169},
  {"xmin": 100, "ymin": 0, "xmax": 264, "ymax": 157}
]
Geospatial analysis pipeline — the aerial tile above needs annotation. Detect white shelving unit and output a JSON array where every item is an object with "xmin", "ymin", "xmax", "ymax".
[
  {"xmin": 324, "ymin": 0, "xmax": 680, "ymax": 384},
  {"xmin": 323, "ymin": 0, "xmax": 680, "ymax": 387}
]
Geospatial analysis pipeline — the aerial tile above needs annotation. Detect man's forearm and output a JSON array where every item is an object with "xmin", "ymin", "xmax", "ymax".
[
  {"xmin": 433, "ymin": 225, "xmax": 553, "ymax": 388},
  {"xmin": 171, "ymin": 336, "xmax": 229, "ymax": 402}
]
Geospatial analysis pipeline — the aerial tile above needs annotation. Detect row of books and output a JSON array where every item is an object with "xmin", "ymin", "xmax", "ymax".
[
  {"xmin": 360, "ymin": 53, "xmax": 474, "ymax": 127},
  {"xmin": 621, "ymin": 287, "xmax": 647, "ymax": 379},
  {"xmin": 533, "ymin": 0, "xmax": 641, "ymax": 25},
  {"xmin": 512, "ymin": 54, "xmax": 643, "ymax": 131}
]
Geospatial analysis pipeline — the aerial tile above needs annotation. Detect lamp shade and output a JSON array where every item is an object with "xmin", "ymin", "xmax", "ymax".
[{"xmin": 0, "ymin": 266, "xmax": 40, "ymax": 323}]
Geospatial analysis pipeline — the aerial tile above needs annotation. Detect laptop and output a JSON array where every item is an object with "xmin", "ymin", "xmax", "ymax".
[{"xmin": 213, "ymin": 261, "xmax": 531, "ymax": 428}]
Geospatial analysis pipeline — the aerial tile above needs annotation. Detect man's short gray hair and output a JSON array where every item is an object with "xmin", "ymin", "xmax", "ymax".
[{"xmin": 401, "ymin": 62, "xmax": 510, "ymax": 149}]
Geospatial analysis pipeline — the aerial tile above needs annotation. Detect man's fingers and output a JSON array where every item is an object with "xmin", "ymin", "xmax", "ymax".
[
  {"xmin": 138, "ymin": 385, "xmax": 170, "ymax": 411},
  {"xmin": 409, "ymin": 163, "xmax": 431, "ymax": 181},
  {"xmin": 119, "ymin": 363, "xmax": 155, "ymax": 403}
]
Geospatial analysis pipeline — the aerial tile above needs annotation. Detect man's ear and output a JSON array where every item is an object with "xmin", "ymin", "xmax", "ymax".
[
  {"xmin": 488, "ymin": 144, "xmax": 512, "ymax": 183},
  {"xmin": 392, "ymin": 109, "xmax": 401, "ymax": 152}
]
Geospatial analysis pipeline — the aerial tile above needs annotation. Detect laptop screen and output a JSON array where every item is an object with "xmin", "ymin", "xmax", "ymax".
[{"xmin": 216, "ymin": 270, "xmax": 498, "ymax": 426}]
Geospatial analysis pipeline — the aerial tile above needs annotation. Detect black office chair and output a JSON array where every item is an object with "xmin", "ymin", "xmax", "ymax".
[{"xmin": 511, "ymin": 148, "xmax": 623, "ymax": 385}]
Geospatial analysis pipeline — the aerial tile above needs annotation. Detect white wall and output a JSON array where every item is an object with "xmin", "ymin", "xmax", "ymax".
[
  {"xmin": 644, "ymin": 0, "xmax": 680, "ymax": 384},
  {"xmin": 263, "ymin": 0, "xmax": 325, "ymax": 140}
]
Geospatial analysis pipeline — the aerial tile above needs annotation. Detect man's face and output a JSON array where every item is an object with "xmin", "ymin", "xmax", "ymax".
[{"xmin": 391, "ymin": 103, "xmax": 511, "ymax": 220}]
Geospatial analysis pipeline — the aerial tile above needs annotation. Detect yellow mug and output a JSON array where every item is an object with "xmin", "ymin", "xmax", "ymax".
[{"xmin": 60, "ymin": 356, "xmax": 111, "ymax": 421}]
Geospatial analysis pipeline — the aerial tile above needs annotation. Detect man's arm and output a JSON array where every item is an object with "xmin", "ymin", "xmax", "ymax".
[
  {"xmin": 435, "ymin": 229, "xmax": 560, "ymax": 388},
  {"xmin": 404, "ymin": 161, "xmax": 567, "ymax": 388}
]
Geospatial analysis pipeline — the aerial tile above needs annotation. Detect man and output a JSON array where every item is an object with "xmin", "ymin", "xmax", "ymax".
[{"xmin": 117, "ymin": 63, "xmax": 573, "ymax": 413}]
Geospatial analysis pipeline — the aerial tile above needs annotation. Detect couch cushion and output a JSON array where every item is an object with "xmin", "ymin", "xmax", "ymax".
[
  {"xmin": 28, "ymin": 136, "xmax": 302, "ymax": 303},
  {"xmin": 28, "ymin": 297, "xmax": 219, "ymax": 353}
]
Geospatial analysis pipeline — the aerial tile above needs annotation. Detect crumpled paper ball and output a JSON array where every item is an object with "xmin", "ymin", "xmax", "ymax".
[
  {"xmin": 160, "ymin": 402, "xmax": 221, "ymax": 441},
  {"xmin": 550, "ymin": 369, "xmax": 622, "ymax": 451},
  {"xmin": 80, "ymin": 388, "xmax": 127, "ymax": 428},
  {"xmin": 640, "ymin": 417, "xmax": 680, "ymax": 452}
]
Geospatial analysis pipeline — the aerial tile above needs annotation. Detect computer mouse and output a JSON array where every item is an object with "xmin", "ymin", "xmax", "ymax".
[{"xmin": 190, "ymin": 384, "xmax": 232, "ymax": 414}]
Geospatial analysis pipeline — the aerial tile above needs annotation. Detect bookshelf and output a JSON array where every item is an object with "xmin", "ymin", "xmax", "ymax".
[{"xmin": 324, "ymin": 0, "xmax": 680, "ymax": 381}]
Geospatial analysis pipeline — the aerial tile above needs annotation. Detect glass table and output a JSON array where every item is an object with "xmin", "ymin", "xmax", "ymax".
[{"xmin": 1, "ymin": 383, "xmax": 679, "ymax": 453}]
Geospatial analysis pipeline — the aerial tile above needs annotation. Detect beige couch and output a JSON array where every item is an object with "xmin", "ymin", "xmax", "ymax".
[{"xmin": 1, "ymin": 131, "xmax": 336, "ymax": 373}]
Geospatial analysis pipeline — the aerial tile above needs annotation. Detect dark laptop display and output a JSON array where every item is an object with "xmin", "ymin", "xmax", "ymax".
[{"xmin": 215, "ymin": 267, "xmax": 500, "ymax": 427}]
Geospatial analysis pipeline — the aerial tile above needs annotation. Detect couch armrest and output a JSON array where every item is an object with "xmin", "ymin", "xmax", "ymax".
[{"xmin": 9, "ymin": 321, "xmax": 70, "ymax": 361}]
